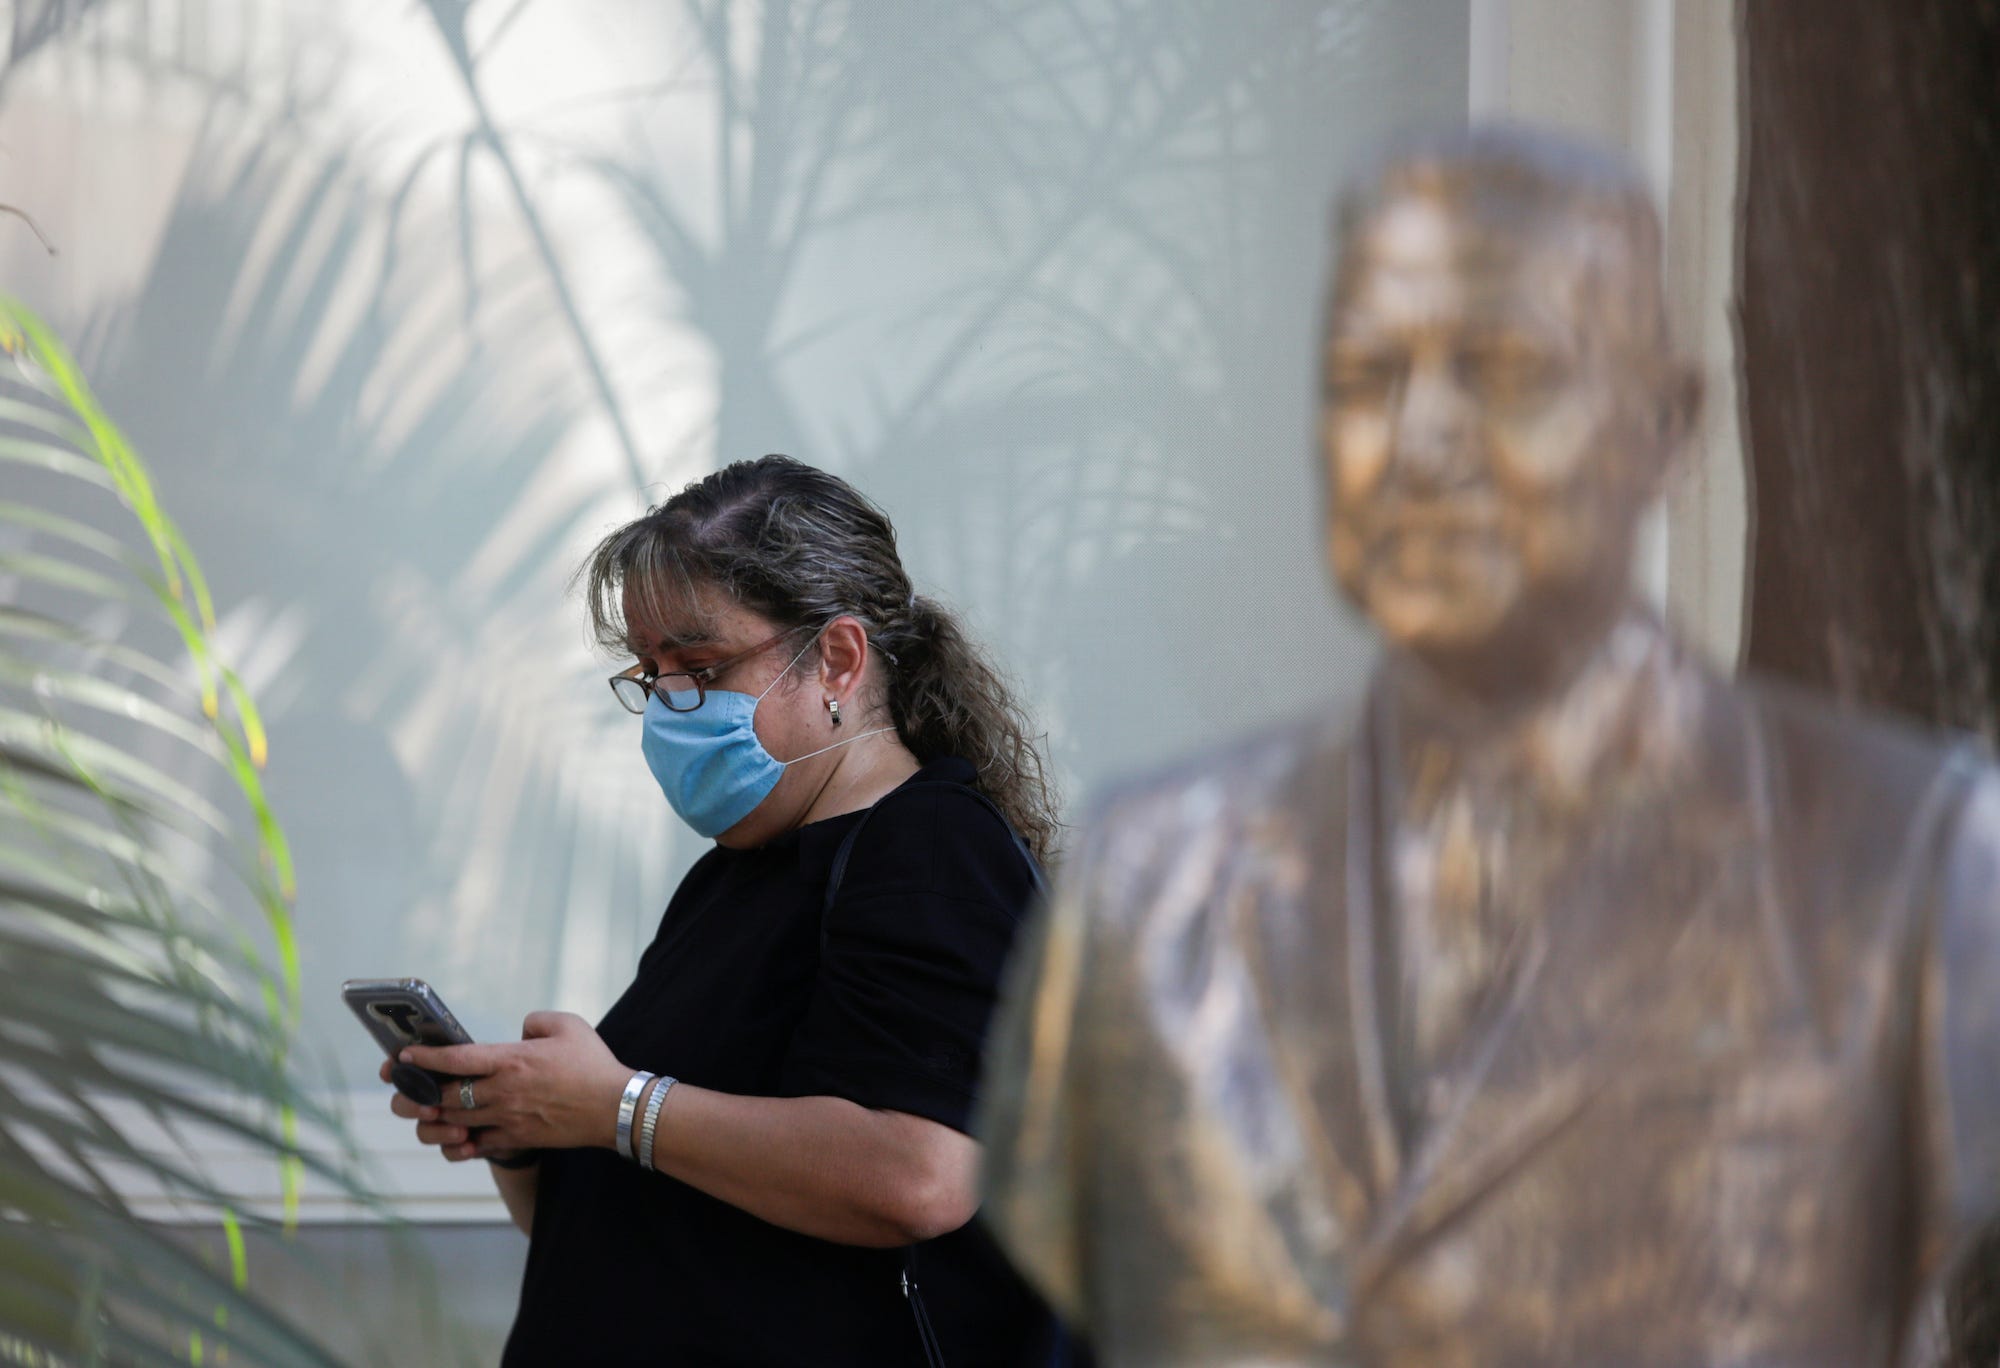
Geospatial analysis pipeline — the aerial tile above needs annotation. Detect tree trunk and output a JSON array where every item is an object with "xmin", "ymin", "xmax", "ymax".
[
  {"xmin": 1739, "ymin": 0, "xmax": 2000, "ymax": 740},
  {"xmin": 1737, "ymin": 4, "xmax": 2000, "ymax": 1364}
]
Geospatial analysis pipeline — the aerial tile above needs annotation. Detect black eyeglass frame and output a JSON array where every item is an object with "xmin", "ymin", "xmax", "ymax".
[{"xmin": 608, "ymin": 624, "xmax": 811, "ymax": 715}]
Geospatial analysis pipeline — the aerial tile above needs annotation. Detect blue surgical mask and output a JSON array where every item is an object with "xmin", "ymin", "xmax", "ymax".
[{"xmin": 640, "ymin": 635, "xmax": 892, "ymax": 837}]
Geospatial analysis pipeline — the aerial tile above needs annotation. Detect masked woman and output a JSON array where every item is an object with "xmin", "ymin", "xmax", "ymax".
[{"xmin": 383, "ymin": 456, "xmax": 1065, "ymax": 1365}]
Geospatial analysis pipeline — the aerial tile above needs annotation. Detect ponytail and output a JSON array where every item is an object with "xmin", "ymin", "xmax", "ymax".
[{"xmin": 877, "ymin": 594, "xmax": 1059, "ymax": 863}]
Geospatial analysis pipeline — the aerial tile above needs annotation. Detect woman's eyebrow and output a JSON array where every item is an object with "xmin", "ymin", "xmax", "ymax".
[{"xmin": 648, "ymin": 628, "xmax": 721, "ymax": 656}]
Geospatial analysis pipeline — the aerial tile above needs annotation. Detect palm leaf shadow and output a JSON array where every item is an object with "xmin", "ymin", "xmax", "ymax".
[
  {"xmin": 415, "ymin": 0, "xmax": 1344, "ymax": 785},
  {"xmin": 84, "ymin": 112, "xmax": 688, "ymax": 1024},
  {"xmin": 0, "ymin": 301, "xmax": 402, "ymax": 1365}
]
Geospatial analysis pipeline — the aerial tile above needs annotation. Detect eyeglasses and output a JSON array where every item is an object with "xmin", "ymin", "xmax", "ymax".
[{"xmin": 608, "ymin": 625, "xmax": 807, "ymax": 715}]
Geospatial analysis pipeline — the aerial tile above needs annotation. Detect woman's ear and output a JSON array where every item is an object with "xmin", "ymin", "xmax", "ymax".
[{"xmin": 817, "ymin": 615, "xmax": 871, "ymax": 703}]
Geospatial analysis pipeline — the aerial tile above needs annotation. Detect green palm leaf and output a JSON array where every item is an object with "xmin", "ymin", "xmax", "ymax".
[{"xmin": 0, "ymin": 298, "xmax": 370, "ymax": 1366}]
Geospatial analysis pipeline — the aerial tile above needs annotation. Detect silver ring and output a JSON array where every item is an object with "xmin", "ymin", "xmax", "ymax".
[{"xmin": 458, "ymin": 1078, "xmax": 477, "ymax": 1111}]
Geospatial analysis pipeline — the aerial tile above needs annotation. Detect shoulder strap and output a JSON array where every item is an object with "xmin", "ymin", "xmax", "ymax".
[{"xmin": 821, "ymin": 779, "xmax": 1044, "ymax": 918}]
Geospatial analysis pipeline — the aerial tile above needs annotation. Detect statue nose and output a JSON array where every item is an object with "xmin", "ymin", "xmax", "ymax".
[{"xmin": 1390, "ymin": 365, "xmax": 1482, "ymax": 491}]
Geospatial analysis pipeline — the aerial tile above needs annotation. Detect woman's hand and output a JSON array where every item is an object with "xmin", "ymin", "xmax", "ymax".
[
  {"xmin": 388, "ymin": 1011, "xmax": 634, "ymax": 1160},
  {"xmin": 381, "ymin": 1059, "xmax": 508, "ymax": 1162}
]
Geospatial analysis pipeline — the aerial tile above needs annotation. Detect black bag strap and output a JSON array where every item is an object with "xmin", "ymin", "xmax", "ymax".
[
  {"xmin": 902, "ymin": 1254, "xmax": 949, "ymax": 1368},
  {"xmin": 821, "ymin": 779, "xmax": 1045, "ymax": 921},
  {"xmin": 821, "ymin": 779, "xmax": 1043, "ymax": 1368}
]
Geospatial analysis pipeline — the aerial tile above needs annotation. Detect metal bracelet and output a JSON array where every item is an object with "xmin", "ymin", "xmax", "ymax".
[
  {"xmin": 637, "ymin": 1075, "xmax": 675, "ymax": 1172},
  {"xmin": 615, "ymin": 1070, "xmax": 655, "ymax": 1162}
]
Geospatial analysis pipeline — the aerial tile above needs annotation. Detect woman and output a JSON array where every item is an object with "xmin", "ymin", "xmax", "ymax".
[{"xmin": 384, "ymin": 455, "xmax": 1063, "ymax": 1366}]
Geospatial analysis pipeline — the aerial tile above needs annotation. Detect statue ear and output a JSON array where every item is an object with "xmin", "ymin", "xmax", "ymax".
[
  {"xmin": 1633, "ymin": 362, "xmax": 1701, "ymax": 500},
  {"xmin": 1658, "ymin": 363, "xmax": 1702, "ymax": 452}
]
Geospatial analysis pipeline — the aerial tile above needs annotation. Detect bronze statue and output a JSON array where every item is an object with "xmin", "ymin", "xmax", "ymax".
[{"xmin": 978, "ymin": 128, "xmax": 2000, "ymax": 1366}]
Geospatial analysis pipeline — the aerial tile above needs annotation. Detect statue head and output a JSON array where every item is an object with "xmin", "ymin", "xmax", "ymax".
[{"xmin": 1320, "ymin": 127, "xmax": 1699, "ymax": 696}]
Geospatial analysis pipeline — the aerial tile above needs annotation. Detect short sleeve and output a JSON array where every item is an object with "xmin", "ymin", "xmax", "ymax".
[
  {"xmin": 974, "ymin": 816, "xmax": 1103, "ymax": 1331},
  {"xmin": 1918, "ymin": 754, "xmax": 2000, "ymax": 1275},
  {"xmin": 778, "ymin": 785, "xmax": 1037, "ymax": 1134}
]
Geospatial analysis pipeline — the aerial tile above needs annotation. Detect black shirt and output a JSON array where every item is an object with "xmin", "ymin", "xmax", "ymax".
[{"xmin": 502, "ymin": 757, "xmax": 1058, "ymax": 1366}]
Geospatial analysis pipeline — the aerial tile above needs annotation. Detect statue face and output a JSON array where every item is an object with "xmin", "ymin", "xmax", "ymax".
[{"xmin": 1320, "ymin": 190, "xmax": 1671, "ymax": 669}]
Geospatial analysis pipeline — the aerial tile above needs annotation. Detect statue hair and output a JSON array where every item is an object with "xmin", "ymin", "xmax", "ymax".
[{"xmin": 1332, "ymin": 122, "xmax": 1674, "ymax": 360}]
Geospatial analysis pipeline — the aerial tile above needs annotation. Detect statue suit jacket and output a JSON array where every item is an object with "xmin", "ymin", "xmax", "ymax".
[{"xmin": 980, "ymin": 650, "xmax": 2000, "ymax": 1367}]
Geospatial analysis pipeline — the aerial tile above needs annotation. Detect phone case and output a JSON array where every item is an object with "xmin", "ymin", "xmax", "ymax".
[{"xmin": 341, "ymin": 978, "xmax": 474, "ymax": 1108}]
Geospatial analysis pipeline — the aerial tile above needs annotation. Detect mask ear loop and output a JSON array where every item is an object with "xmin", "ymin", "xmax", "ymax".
[
  {"xmin": 777, "ymin": 725, "xmax": 897, "ymax": 767},
  {"xmin": 756, "ymin": 623, "xmax": 897, "ymax": 764},
  {"xmin": 754, "ymin": 631, "xmax": 827, "ymax": 704}
]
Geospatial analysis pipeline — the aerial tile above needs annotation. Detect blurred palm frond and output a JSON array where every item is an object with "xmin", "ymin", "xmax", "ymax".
[{"xmin": 0, "ymin": 298, "xmax": 361, "ymax": 1367}]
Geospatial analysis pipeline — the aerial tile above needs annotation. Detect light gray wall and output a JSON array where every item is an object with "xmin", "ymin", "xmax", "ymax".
[
  {"xmin": 2, "ymin": 0, "xmax": 1467, "ymax": 1084},
  {"xmin": 3, "ymin": 0, "xmax": 1467, "ymax": 1355}
]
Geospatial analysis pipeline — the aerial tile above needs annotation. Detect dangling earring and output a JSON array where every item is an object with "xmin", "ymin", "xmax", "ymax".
[{"xmin": 826, "ymin": 698, "xmax": 841, "ymax": 727}]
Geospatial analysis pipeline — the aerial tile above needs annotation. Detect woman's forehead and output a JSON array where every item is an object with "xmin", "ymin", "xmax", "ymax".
[{"xmin": 621, "ymin": 579, "xmax": 768, "ymax": 653}]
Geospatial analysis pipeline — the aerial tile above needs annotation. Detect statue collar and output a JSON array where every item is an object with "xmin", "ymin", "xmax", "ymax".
[{"xmin": 1379, "ymin": 610, "xmax": 1703, "ymax": 821}]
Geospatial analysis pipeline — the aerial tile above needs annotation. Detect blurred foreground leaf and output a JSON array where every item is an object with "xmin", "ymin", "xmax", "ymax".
[{"xmin": 0, "ymin": 299, "xmax": 365, "ymax": 1366}]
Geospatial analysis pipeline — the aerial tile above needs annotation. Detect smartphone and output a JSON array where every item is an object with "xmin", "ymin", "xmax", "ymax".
[{"xmin": 341, "ymin": 977, "xmax": 474, "ymax": 1108}]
